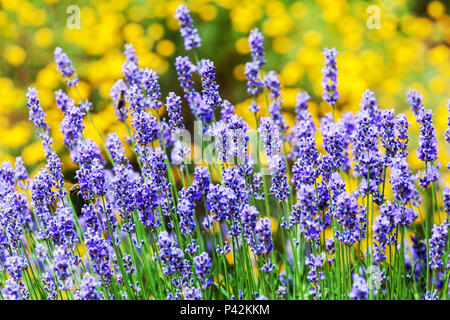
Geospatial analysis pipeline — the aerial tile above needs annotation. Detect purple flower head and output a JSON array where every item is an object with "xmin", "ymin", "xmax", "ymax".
[
  {"xmin": 166, "ymin": 92, "xmax": 184, "ymax": 131},
  {"xmin": 5, "ymin": 255, "xmax": 28, "ymax": 281},
  {"xmin": 326, "ymin": 238, "xmax": 335, "ymax": 255},
  {"xmin": 322, "ymin": 122, "xmax": 346, "ymax": 170},
  {"xmin": 188, "ymin": 166, "xmax": 210, "ymax": 202},
  {"xmin": 49, "ymin": 206, "xmax": 77, "ymax": 246},
  {"xmin": 445, "ymin": 99, "xmax": 450, "ymax": 146},
  {"xmin": 258, "ymin": 116, "xmax": 281, "ymax": 158},
  {"xmin": 122, "ymin": 43, "xmax": 140, "ymax": 86},
  {"xmin": 305, "ymin": 252, "xmax": 325, "ymax": 298},
  {"xmin": 42, "ymin": 273, "xmax": 57, "ymax": 300},
  {"xmin": 352, "ymin": 109, "xmax": 384, "ymax": 197},
  {"xmin": 380, "ymin": 109, "xmax": 398, "ymax": 166},
  {"xmin": 110, "ymin": 79, "xmax": 128, "ymax": 121},
  {"xmin": 85, "ymin": 228, "xmax": 113, "ymax": 285},
  {"xmin": 222, "ymin": 166, "xmax": 250, "ymax": 217},
  {"xmin": 289, "ymin": 184, "xmax": 322, "ymax": 239},
  {"xmin": 289, "ymin": 104, "xmax": 319, "ymax": 164},
  {"xmin": 248, "ymin": 100, "xmax": 260, "ymax": 113},
  {"xmin": 55, "ymin": 89, "xmax": 75, "ymax": 114},
  {"xmin": 423, "ymin": 290, "xmax": 439, "ymax": 300},
  {"xmin": 14, "ymin": 157, "xmax": 29, "ymax": 189},
  {"xmin": 292, "ymin": 156, "xmax": 318, "ymax": 186},
  {"xmin": 213, "ymin": 115, "xmax": 249, "ymax": 163},
  {"xmin": 75, "ymin": 158, "xmax": 106, "ymax": 200},
  {"xmin": 126, "ymin": 84, "xmax": 145, "ymax": 113},
  {"xmin": 265, "ymin": 71, "xmax": 281, "ymax": 100},
  {"xmin": 389, "ymin": 156, "xmax": 417, "ymax": 204},
  {"xmin": 268, "ymin": 154, "xmax": 290, "ymax": 201},
  {"xmin": 417, "ymin": 108, "xmax": 438, "ymax": 163},
  {"xmin": 175, "ymin": 56, "xmax": 195, "ymax": 91},
  {"xmin": 265, "ymin": 71, "xmax": 287, "ymax": 131},
  {"xmin": 183, "ymin": 287, "xmax": 202, "ymax": 300},
  {"xmin": 349, "ymin": 275, "xmax": 368, "ymax": 300},
  {"xmin": 295, "ymin": 91, "xmax": 311, "ymax": 121},
  {"xmin": 328, "ymin": 171, "xmax": 345, "ymax": 201},
  {"xmin": 30, "ymin": 167, "xmax": 55, "ymax": 215},
  {"xmin": 207, "ymin": 184, "xmax": 236, "ymax": 221},
  {"xmin": 54, "ymin": 47, "xmax": 78, "ymax": 87},
  {"xmin": 240, "ymin": 204, "xmax": 259, "ymax": 244},
  {"xmin": 220, "ymin": 99, "xmax": 235, "ymax": 122},
  {"xmin": 75, "ymin": 273, "xmax": 102, "ymax": 300},
  {"xmin": 269, "ymin": 99, "xmax": 288, "ymax": 132},
  {"xmin": 60, "ymin": 102, "xmax": 85, "ymax": 152},
  {"xmin": 332, "ymin": 192, "xmax": 366, "ymax": 246},
  {"xmin": 157, "ymin": 231, "xmax": 185, "ymax": 276},
  {"xmin": 52, "ymin": 246, "xmax": 72, "ymax": 282},
  {"xmin": 418, "ymin": 162, "xmax": 440, "ymax": 188},
  {"xmin": 406, "ymin": 89, "xmax": 424, "ymax": 117},
  {"xmin": 430, "ymin": 220, "xmax": 449, "ymax": 270},
  {"xmin": 252, "ymin": 217, "xmax": 273, "ymax": 256},
  {"xmin": 177, "ymin": 189, "xmax": 196, "ymax": 235},
  {"xmin": 359, "ymin": 89, "xmax": 380, "ymax": 124},
  {"xmin": 443, "ymin": 184, "xmax": 450, "ymax": 217},
  {"xmin": 372, "ymin": 203, "xmax": 397, "ymax": 264},
  {"xmin": 136, "ymin": 180, "xmax": 161, "ymax": 230},
  {"xmin": 47, "ymin": 152, "xmax": 67, "ymax": 198},
  {"xmin": 193, "ymin": 252, "xmax": 212, "ymax": 287},
  {"xmin": 72, "ymin": 139, "xmax": 104, "ymax": 167},
  {"xmin": 321, "ymin": 47, "xmax": 340, "ymax": 106},
  {"xmin": 0, "ymin": 161, "xmax": 15, "ymax": 199},
  {"xmin": 27, "ymin": 87, "xmax": 53, "ymax": 155},
  {"xmin": 248, "ymin": 28, "xmax": 265, "ymax": 67},
  {"xmin": 105, "ymin": 133, "xmax": 128, "ymax": 165},
  {"xmin": 262, "ymin": 259, "xmax": 276, "ymax": 273},
  {"xmin": 2, "ymin": 278, "xmax": 28, "ymax": 300},
  {"xmin": 1, "ymin": 191, "xmax": 31, "ymax": 246},
  {"xmin": 141, "ymin": 68, "xmax": 162, "ymax": 109},
  {"xmin": 131, "ymin": 110, "xmax": 160, "ymax": 147},
  {"xmin": 175, "ymin": 5, "xmax": 201, "ymax": 51},
  {"xmin": 395, "ymin": 113, "xmax": 409, "ymax": 158},
  {"xmin": 245, "ymin": 61, "xmax": 263, "ymax": 95},
  {"xmin": 199, "ymin": 59, "xmax": 222, "ymax": 109}
]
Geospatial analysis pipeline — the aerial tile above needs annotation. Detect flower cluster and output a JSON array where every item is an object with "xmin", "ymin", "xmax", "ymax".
[{"xmin": 2, "ymin": 4, "xmax": 449, "ymax": 302}]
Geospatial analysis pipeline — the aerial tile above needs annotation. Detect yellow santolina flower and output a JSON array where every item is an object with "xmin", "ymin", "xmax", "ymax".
[
  {"xmin": 147, "ymin": 23, "xmax": 165, "ymax": 40},
  {"xmin": 33, "ymin": 28, "xmax": 54, "ymax": 48},
  {"xmin": 156, "ymin": 39, "xmax": 175, "ymax": 57},
  {"xmin": 0, "ymin": 122, "xmax": 31, "ymax": 148},
  {"xmin": 4, "ymin": 45, "xmax": 26, "ymax": 66},
  {"xmin": 428, "ymin": 1, "xmax": 446, "ymax": 18}
]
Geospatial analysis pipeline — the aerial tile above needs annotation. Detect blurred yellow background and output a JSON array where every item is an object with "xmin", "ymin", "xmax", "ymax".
[{"xmin": 0, "ymin": 0, "xmax": 449, "ymax": 178}]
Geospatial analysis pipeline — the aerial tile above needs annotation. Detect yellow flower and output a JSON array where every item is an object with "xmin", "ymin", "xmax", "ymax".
[
  {"xmin": 33, "ymin": 28, "xmax": 54, "ymax": 48},
  {"xmin": 198, "ymin": 4, "xmax": 217, "ymax": 21},
  {"xmin": 272, "ymin": 36, "xmax": 291, "ymax": 54},
  {"xmin": 428, "ymin": 45, "xmax": 449, "ymax": 66},
  {"xmin": 147, "ymin": 23, "xmax": 165, "ymax": 41},
  {"xmin": 4, "ymin": 45, "xmax": 26, "ymax": 66},
  {"xmin": 427, "ymin": 1, "xmax": 445, "ymax": 19},
  {"xmin": 233, "ymin": 64, "xmax": 246, "ymax": 81},
  {"xmin": 302, "ymin": 31, "xmax": 322, "ymax": 48},
  {"xmin": 123, "ymin": 22, "xmax": 144, "ymax": 42},
  {"xmin": 128, "ymin": 5, "xmax": 147, "ymax": 22},
  {"xmin": 156, "ymin": 39, "xmax": 175, "ymax": 57},
  {"xmin": 235, "ymin": 37, "xmax": 250, "ymax": 55},
  {"xmin": 0, "ymin": 122, "xmax": 31, "ymax": 148},
  {"xmin": 22, "ymin": 142, "xmax": 46, "ymax": 166}
]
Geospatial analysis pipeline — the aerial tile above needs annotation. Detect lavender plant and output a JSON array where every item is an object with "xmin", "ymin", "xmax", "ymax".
[{"xmin": 1, "ymin": 5, "xmax": 449, "ymax": 301}]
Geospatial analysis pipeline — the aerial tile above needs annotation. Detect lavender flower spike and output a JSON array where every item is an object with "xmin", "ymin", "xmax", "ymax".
[
  {"xmin": 54, "ymin": 47, "xmax": 79, "ymax": 87},
  {"xmin": 175, "ymin": 4, "xmax": 201, "ymax": 51},
  {"xmin": 321, "ymin": 47, "xmax": 340, "ymax": 107}
]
